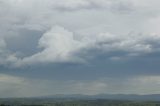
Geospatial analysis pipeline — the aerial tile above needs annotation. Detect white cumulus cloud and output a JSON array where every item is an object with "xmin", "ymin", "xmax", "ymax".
[{"xmin": 12, "ymin": 26, "xmax": 160, "ymax": 66}]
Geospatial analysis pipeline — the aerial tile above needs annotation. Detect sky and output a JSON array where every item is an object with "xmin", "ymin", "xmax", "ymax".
[{"xmin": 1, "ymin": 0, "xmax": 160, "ymax": 98}]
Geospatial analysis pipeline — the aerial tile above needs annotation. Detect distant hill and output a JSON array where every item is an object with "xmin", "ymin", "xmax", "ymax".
[{"xmin": 40, "ymin": 94, "xmax": 160, "ymax": 101}]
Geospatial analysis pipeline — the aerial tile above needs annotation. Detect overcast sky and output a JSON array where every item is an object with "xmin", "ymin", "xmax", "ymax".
[{"xmin": 1, "ymin": 0, "xmax": 160, "ymax": 98}]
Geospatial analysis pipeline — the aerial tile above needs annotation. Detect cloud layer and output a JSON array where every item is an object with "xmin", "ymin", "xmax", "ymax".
[
  {"xmin": 0, "ymin": 0, "xmax": 160, "ymax": 67},
  {"xmin": 1, "ymin": 0, "xmax": 160, "ymax": 96},
  {"xmin": 12, "ymin": 26, "xmax": 160, "ymax": 66},
  {"xmin": 1, "ymin": 74, "xmax": 160, "ymax": 97}
]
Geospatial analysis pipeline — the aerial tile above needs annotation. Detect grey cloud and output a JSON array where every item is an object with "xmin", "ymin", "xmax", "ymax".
[
  {"xmin": 0, "ymin": 39, "xmax": 6, "ymax": 52},
  {"xmin": 1, "ymin": 0, "xmax": 160, "ymax": 97},
  {"xmin": 50, "ymin": 0, "xmax": 133, "ymax": 12},
  {"xmin": 0, "ymin": 0, "xmax": 160, "ymax": 67},
  {"xmin": 10, "ymin": 26, "xmax": 160, "ymax": 67},
  {"xmin": 0, "ymin": 39, "xmax": 11, "ymax": 65},
  {"xmin": 4, "ymin": 0, "xmax": 133, "ymax": 12},
  {"xmin": 13, "ymin": 26, "xmax": 85, "ymax": 67}
]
